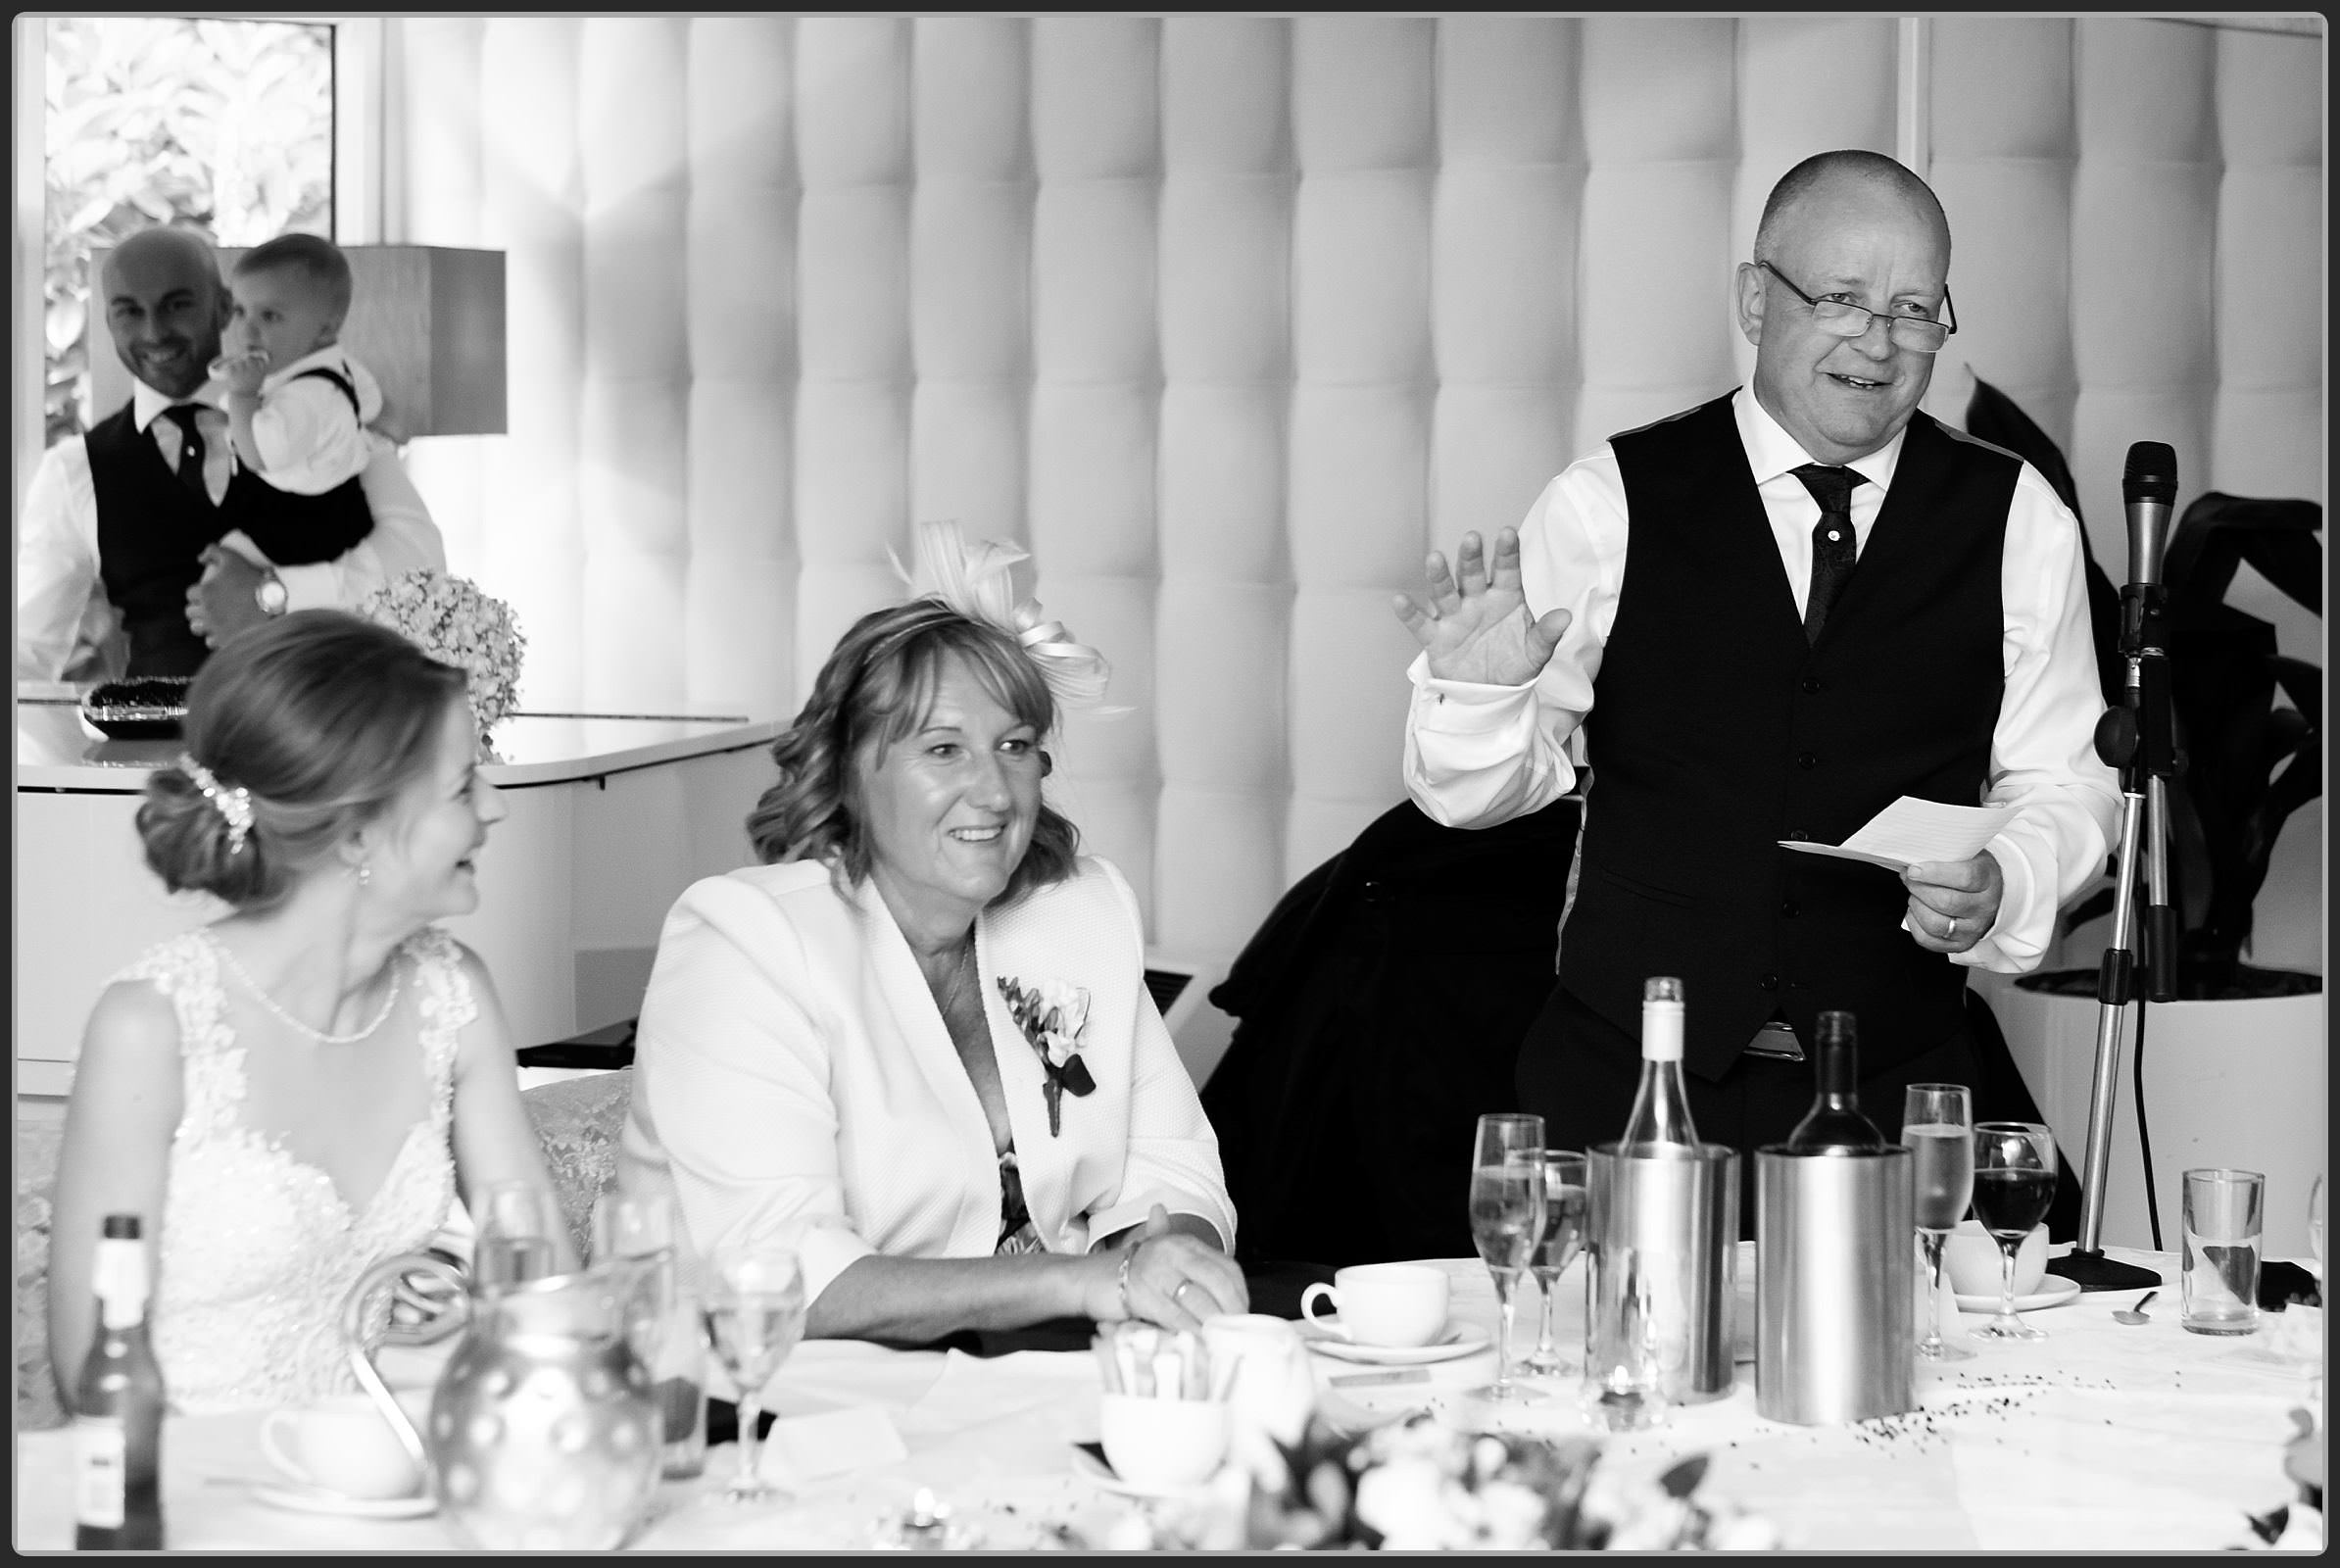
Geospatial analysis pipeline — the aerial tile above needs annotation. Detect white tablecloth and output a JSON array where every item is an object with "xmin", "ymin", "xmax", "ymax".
[{"xmin": 15, "ymin": 1249, "xmax": 2321, "ymax": 1552}]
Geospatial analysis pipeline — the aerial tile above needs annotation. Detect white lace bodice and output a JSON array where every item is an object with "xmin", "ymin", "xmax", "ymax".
[{"xmin": 124, "ymin": 927, "xmax": 466, "ymax": 1415}]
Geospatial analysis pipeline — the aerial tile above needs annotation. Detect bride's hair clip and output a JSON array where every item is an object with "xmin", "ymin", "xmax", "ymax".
[
  {"xmin": 891, "ymin": 519, "xmax": 1117, "ymax": 713},
  {"xmin": 179, "ymin": 754, "xmax": 254, "ymax": 856}
]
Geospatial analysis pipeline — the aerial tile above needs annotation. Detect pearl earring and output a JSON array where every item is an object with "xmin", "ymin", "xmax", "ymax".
[{"xmin": 355, "ymin": 860, "xmax": 371, "ymax": 888}]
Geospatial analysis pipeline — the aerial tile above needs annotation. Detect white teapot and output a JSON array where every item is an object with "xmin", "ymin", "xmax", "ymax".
[{"xmin": 1199, "ymin": 1313, "xmax": 1317, "ymax": 1479}]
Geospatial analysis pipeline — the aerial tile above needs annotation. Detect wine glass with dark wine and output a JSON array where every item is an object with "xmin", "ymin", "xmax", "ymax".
[
  {"xmin": 1902, "ymin": 1084, "xmax": 1975, "ymax": 1362},
  {"xmin": 1466, "ymin": 1113, "xmax": 1546, "ymax": 1403},
  {"xmin": 1970, "ymin": 1122, "xmax": 2056, "ymax": 1343},
  {"xmin": 702, "ymin": 1245, "xmax": 807, "ymax": 1503},
  {"xmin": 1524, "ymin": 1150, "xmax": 1588, "ymax": 1380}
]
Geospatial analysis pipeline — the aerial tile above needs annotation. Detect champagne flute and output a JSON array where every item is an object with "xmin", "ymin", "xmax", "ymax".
[
  {"xmin": 1970, "ymin": 1122, "xmax": 2056, "ymax": 1343},
  {"xmin": 1465, "ymin": 1113, "xmax": 1546, "ymax": 1403},
  {"xmin": 702, "ymin": 1245, "xmax": 807, "ymax": 1503},
  {"xmin": 1902, "ymin": 1085, "xmax": 1976, "ymax": 1362},
  {"xmin": 1524, "ymin": 1151, "xmax": 1589, "ymax": 1379}
]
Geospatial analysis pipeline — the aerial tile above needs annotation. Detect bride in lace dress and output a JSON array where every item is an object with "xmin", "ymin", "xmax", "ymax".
[{"xmin": 47, "ymin": 612, "xmax": 573, "ymax": 1414}]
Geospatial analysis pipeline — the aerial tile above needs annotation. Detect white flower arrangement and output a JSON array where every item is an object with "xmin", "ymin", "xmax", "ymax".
[
  {"xmin": 1241, "ymin": 1415, "xmax": 1779, "ymax": 1552},
  {"xmin": 355, "ymin": 568, "xmax": 526, "ymax": 739}
]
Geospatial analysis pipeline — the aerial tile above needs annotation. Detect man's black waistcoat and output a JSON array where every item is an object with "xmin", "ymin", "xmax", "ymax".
[
  {"xmin": 1556, "ymin": 393, "xmax": 2018, "ymax": 1081},
  {"xmin": 86, "ymin": 400, "xmax": 376, "ymax": 677}
]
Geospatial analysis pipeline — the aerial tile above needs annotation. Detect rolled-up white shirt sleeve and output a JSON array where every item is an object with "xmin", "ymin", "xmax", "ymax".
[
  {"xmin": 15, "ymin": 439, "xmax": 108, "ymax": 683},
  {"xmin": 1402, "ymin": 457, "xmax": 1626, "ymax": 827},
  {"xmin": 1957, "ymin": 466, "xmax": 2121, "ymax": 973},
  {"xmin": 1075, "ymin": 860, "xmax": 1238, "ymax": 1252},
  {"xmin": 270, "ymin": 433, "xmax": 447, "ymax": 612}
]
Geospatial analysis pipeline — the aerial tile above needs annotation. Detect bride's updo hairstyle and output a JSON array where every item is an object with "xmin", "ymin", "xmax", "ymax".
[
  {"xmin": 138, "ymin": 610, "xmax": 469, "ymax": 911},
  {"xmin": 748, "ymin": 600, "xmax": 1080, "ymax": 904}
]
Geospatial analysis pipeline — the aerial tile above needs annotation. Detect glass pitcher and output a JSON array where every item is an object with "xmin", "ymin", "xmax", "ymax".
[{"xmin": 341, "ymin": 1250, "xmax": 663, "ymax": 1549}]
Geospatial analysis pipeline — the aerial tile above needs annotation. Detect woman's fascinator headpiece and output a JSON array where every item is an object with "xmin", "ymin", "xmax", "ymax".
[{"xmin": 891, "ymin": 520, "xmax": 1117, "ymax": 713}]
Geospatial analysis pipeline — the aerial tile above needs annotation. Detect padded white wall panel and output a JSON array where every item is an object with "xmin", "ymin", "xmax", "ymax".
[
  {"xmin": 795, "ymin": 19, "xmax": 911, "ymax": 185},
  {"xmin": 1034, "ymin": 18, "xmax": 1158, "ymax": 181},
  {"xmin": 2069, "ymin": 20, "xmax": 2220, "ymax": 571},
  {"xmin": 1158, "ymin": 387, "xmax": 1286, "ymax": 577},
  {"xmin": 388, "ymin": 16, "xmax": 2318, "ymax": 976},
  {"xmin": 1582, "ymin": 18, "xmax": 1736, "ymax": 164},
  {"xmin": 1925, "ymin": 17, "xmax": 2080, "ymax": 452},
  {"xmin": 2214, "ymin": 30, "xmax": 2324, "ymax": 504},
  {"xmin": 475, "ymin": 19, "xmax": 585, "ymax": 710},
  {"xmin": 394, "ymin": 21, "xmax": 487, "ymax": 583},
  {"xmin": 1437, "ymin": 18, "xmax": 1581, "ymax": 168},
  {"xmin": 684, "ymin": 20, "xmax": 796, "ymax": 716},
  {"xmin": 1292, "ymin": 18, "xmax": 1435, "ymax": 172}
]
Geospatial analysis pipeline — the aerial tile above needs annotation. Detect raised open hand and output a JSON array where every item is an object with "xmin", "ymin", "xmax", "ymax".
[{"xmin": 1391, "ymin": 528, "xmax": 1571, "ymax": 687}]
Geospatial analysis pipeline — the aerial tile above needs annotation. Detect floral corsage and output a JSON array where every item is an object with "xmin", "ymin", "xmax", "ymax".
[{"xmin": 997, "ymin": 976, "xmax": 1096, "ymax": 1136}]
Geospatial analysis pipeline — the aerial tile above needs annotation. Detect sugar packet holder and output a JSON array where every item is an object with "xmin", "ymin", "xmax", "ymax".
[{"xmin": 1092, "ymin": 1321, "xmax": 1224, "ymax": 1400}]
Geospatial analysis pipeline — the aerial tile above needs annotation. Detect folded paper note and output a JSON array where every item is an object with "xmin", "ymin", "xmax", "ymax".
[
  {"xmin": 1779, "ymin": 797, "xmax": 2010, "ymax": 872},
  {"xmin": 757, "ymin": 1405, "xmax": 910, "ymax": 1484}
]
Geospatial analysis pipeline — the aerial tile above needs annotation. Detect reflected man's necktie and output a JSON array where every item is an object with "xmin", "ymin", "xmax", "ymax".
[
  {"xmin": 1791, "ymin": 464, "xmax": 1865, "ymax": 644},
  {"xmin": 159, "ymin": 404, "xmax": 212, "ymax": 503}
]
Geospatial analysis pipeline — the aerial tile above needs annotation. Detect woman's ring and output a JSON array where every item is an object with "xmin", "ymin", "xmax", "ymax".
[
  {"xmin": 1173, "ymin": 1280, "xmax": 1194, "ymax": 1304},
  {"xmin": 1945, "ymin": 916, "xmax": 1959, "ymax": 940}
]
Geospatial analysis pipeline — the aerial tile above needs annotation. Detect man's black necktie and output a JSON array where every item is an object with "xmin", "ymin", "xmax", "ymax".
[
  {"xmin": 159, "ymin": 404, "xmax": 213, "ymax": 503},
  {"xmin": 1792, "ymin": 464, "xmax": 1865, "ymax": 644}
]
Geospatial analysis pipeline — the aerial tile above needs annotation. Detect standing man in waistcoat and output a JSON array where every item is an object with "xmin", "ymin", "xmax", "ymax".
[
  {"xmin": 16, "ymin": 224, "xmax": 444, "ymax": 683},
  {"xmin": 1394, "ymin": 151, "xmax": 2120, "ymax": 1199}
]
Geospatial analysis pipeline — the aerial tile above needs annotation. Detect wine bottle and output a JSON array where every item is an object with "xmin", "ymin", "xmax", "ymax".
[
  {"xmin": 74, "ymin": 1213, "xmax": 165, "ymax": 1551},
  {"xmin": 1618, "ymin": 976, "xmax": 1698, "ymax": 1152},
  {"xmin": 1783, "ymin": 1010, "xmax": 1885, "ymax": 1152}
]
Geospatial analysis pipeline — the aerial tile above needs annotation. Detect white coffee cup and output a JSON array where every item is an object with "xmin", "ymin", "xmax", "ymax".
[
  {"xmin": 1097, "ymin": 1392, "xmax": 1228, "ymax": 1491},
  {"xmin": 1298, "ymin": 1263, "xmax": 1450, "ymax": 1348},
  {"xmin": 1943, "ymin": 1219, "xmax": 2048, "ymax": 1298},
  {"xmin": 260, "ymin": 1389, "xmax": 432, "ymax": 1500}
]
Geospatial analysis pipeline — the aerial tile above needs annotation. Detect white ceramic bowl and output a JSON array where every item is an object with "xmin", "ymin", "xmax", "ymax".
[
  {"xmin": 1943, "ymin": 1218, "xmax": 2048, "ymax": 1298},
  {"xmin": 1097, "ymin": 1393, "xmax": 1227, "ymax": 1491}
]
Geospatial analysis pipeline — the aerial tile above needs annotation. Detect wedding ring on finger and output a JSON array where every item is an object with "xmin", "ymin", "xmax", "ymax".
[{"xmin": 1945, "ymin": 916, "xmax": 1958, "ymax": 940}]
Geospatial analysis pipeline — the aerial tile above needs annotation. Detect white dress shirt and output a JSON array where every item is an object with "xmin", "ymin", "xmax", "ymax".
[
  {"xmin": 244, "ymin": 344, "xmax": 384, "ymax": 495},
  {"xmin": 15, "ymin": 376, "xmax": 446, "ymax": 682},
  {"xmin": 617, "ymin": 857, "xmax": 1237, "ymax": 1314},
  {"xmin": 1404, "ymin": 387, "xmax": 2120, "ymax": 974}
]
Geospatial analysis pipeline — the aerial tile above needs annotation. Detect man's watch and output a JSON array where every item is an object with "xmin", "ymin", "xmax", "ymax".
[{"xmin": 255, "ymin": 572, "xmax": 289, "ymax": 616}]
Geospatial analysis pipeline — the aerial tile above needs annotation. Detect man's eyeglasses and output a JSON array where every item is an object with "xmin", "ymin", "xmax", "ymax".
[{"xmin": 1756, "ymin": 260, "xmax": 1957, "ymax": 354}]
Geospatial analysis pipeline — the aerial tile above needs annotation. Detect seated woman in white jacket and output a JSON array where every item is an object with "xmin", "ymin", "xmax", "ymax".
[{"xmin": 618, "ymin": 523, "xmax": 1244, "ymax": 1344}]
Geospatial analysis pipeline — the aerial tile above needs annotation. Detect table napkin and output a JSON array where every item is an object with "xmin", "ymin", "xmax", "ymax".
[{"xmin": 757, "ymin": 1405, "xmax": 910, "ymax": 1484}]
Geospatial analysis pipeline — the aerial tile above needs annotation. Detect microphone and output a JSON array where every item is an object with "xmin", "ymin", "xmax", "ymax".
[{"xmin": 2121, "ymin": 441, "xmax": 2177, "ymax": 589}]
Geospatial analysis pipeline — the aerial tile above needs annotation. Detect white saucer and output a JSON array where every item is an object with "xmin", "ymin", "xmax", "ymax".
[
  {"xmin": 1070, "ymin": 1444, "xmax": 1215, "ymax": 1499},
  {"xmin": 1954, "ymin": 1275, "xmax": 2082, "ymax": 1314},
  {"xmin": 1299, "ymin": 1319, "xmax": 1491, "ymax": 1365},
  {"xmin": 250, "ymin": 1481, "xmax": 435, "ymax": 1519}
]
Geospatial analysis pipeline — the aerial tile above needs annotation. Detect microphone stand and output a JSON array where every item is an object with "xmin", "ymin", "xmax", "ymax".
[{"xmin": 2045, "ymin": 582, "xmax": 2169, "ymax": 1293}]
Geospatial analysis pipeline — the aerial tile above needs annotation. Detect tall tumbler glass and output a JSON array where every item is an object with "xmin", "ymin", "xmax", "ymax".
[
  {"xmin": 1902, "ymin": 1085, "xmax": 1975, "ymax": 1362},
  {"xmin": 2180, "ymin": 1167, "xmax": 2265, "ymax": 1336},
  {"xmin": 592, "ymin": 1191, "xmax": 707, "ymax": 1479}
]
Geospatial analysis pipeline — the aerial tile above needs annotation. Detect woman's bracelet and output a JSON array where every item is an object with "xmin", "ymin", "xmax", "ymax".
[{"xmin": 1116, "ymin": 1242, "xmax": 1141, "ymax": 1320}]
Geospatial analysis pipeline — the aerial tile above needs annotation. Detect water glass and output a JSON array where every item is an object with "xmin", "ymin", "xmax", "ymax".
[
  {"xmin": 2180, "ymin": 1167, "xmax": 2265, "ymax": 1337},
  {"xmin": 591, "ymin": 1192, "xmax": 707, "ymax": 1480},
  {"xmin": 1465, "ymin": 1113, "xmax": 1546, "ymax": 1403},
  {"xmin": 474, "ymin": 1181, "xmax": 564, "ymax": 1289},
  {"xmin": 1902, "ymin": 1084, "xmax": 1975, "ymax": 1363},
  {"xmin": 1526, "ymin": 1151, "xmax": 1589, "ymax": 1379}
]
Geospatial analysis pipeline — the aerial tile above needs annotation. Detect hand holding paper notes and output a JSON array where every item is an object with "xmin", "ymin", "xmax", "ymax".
[{"xmin": 1779, "ymin": 797, "xmax": 2009, "ymax": 872}]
